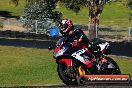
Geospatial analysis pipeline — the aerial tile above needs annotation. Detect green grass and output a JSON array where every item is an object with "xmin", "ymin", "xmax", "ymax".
[
  {"xmin": 100, "ymin": 2, "xmax": 132, "ymax": 26},
  {"xmin": 56, "ymin": 6, "xmax": 89, "ymax": 25},
  {"xmin": 56, "ymin": 2, "xmax": 132, "ymax": 26},
  {"xmin": 0, "ymin": 46, "xmax": 62, "ymax": 87},
  {"xmin": 111, "ymin": 56, "xmax": 132, "ymax": 75},
  {"xmin": 0, "ymin": 0, "xmax": 132, "ymax": 26},
  {"xmin": 0, "ymin": 0, "xmax": 25, "ymax": 16},
  {"xmin": 0, "ymin": 45, "xmax": 131, "ymax": 87}
]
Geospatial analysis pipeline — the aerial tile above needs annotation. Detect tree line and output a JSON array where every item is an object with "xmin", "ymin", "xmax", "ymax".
[{"xmin": 11, "ymin": 0, "xmax": 132, "ymax": 40}]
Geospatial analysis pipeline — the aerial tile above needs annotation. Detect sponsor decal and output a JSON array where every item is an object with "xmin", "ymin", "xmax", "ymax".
[
  {"xmin": 85, "ymin": 75, "xmax": 131, "ymax": 83},
  {"xmin": 72, "ymin": 48, "xmax": 88, "ymax": 63}
]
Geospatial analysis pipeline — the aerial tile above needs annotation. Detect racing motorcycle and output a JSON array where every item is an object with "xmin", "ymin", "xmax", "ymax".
[{"xmin": 48, "ymin": 37, "xmax": 121, "ymax": 85}]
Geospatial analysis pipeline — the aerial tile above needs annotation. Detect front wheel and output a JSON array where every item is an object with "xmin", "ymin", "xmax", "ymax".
[{"xmin": 57, "ymin": 61, "xmax": 78, "ymax": 85}]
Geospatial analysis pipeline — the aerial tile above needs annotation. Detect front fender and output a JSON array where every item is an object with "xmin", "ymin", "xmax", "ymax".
[
  {"xmin": 58, "ymin": 58, "xmax": 72, "ymax": 67},
  {"xmin": 56, "ymin": 55, "xmax": 85, "ymax": 67}
]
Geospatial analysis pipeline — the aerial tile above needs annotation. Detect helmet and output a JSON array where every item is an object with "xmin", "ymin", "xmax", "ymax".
[{"xmin": 59, "ymin": 19, "xmax": 73, "ymax": 35}]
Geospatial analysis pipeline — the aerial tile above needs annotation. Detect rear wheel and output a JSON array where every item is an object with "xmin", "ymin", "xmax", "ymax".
[
  {"xmin": 104, "ymin": 57, "xmax": 121, "ymax": 74},
  {"xmin": 109, "ymin": 59, "xmax": 121, "ymax": 74},
  {"xmin": 57, "ymin": 61, "xmax": 78, "ymax": 85}
]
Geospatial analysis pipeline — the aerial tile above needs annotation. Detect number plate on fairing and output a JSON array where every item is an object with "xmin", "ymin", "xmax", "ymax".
[{"xmin": 71, "ymin": 48, "xmax": 93, "ymax": 63}]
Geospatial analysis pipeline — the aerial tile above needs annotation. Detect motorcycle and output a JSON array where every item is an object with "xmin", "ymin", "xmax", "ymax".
[{"xmin": 48, "ymin": 37, "xmax": 121, "ymax": 85}]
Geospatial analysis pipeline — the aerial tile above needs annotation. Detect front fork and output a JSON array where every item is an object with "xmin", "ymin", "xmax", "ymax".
[
  {"xmin": 59, "ymin": 58, "xmax": 86, "ymax": 84},
  {"xmin": 58, "ymin": 59, "xmax": 77, "ymax": 78}
]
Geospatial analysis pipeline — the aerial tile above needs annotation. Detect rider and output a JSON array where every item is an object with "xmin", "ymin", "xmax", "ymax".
[{"xmin": 59, "ymin": 19, "xmax": 89, "ymax": 46}]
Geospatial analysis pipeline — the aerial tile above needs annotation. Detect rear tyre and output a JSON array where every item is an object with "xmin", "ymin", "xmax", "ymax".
[
  {"xmin": 57, "ymin": 61, "xmax": 78, "ymax": 85},
  {"xmin": 106, "ymin": 57, "xmax": 121, "ymax": 74}
]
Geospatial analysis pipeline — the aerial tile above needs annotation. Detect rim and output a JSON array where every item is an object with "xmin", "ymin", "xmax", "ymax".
[{"xmin": 59, "ymin": 62, "xmax": 76, "ymax": 82}]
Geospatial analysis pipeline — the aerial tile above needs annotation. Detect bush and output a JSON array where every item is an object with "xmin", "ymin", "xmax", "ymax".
[{"xmin": 21, "ymin": 0, "xmax": 62, "ymax": 34}]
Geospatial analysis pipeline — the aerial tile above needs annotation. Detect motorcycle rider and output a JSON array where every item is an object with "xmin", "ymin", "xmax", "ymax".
[
  {"xmin": 59, "ymin": 19, "xmax": 89, "ymax": 46},
  {"xmin": 58, "ymin": 19, "xmax": 101, "ymax": 56}
]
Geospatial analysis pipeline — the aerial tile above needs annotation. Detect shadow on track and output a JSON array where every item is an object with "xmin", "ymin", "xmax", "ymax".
[
  {"xmin": 0, "ymin": 38, "xmax": 56, "ymax": 49},
  {"xmin": 0, "ymin": 38, "xmax": 132, "ymax": 57},
  {"xmin": 109, "ymin": 41, "xmax": 132, "ymax": 57}
]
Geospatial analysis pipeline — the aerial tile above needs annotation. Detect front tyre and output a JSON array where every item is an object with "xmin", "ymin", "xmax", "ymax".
[{"xmin": 57, "ymin": 61, "xmax": 78, "ymax": 85}]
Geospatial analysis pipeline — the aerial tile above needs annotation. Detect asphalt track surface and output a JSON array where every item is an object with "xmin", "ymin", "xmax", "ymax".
[
  {"xmin": 0, "ymin": 37, "xmax": 131, "ymax": 57},
  {"xmin": 0, "ymin": 38, "xmax": 132, "ymax": 88},
  {"xmin": 13, "ymin": 81, "xmax": 132, "ymax": 88}
]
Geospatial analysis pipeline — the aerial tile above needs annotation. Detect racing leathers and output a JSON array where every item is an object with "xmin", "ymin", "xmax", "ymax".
[{"xmin": 62, "ymin": 28, "xmax": 89, "ymax": 46}]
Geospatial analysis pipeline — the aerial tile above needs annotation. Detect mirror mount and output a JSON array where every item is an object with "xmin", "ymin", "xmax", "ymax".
[{"xmin": 48, "ymin": 44, "xmax": 55, "ymax": 50}]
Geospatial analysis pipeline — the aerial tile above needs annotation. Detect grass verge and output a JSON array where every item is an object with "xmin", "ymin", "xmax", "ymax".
[
  {"xmin": 0, "ymin": 46, "xmax": 62, "ymax": 87},
  {"xmin": 0, "ymin": 45, "xmax": 131, "ymax": 87}
]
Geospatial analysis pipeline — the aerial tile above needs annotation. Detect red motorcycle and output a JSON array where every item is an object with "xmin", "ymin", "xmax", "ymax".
[{"xmin": 49, "ymin": 37, "xmax": 121, "ymax": 85}]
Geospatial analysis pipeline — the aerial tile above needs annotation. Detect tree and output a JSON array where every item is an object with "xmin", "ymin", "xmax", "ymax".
[
  {"xmin": 86, "ymin": 0, "xmax": 108, "ymax": 40},
  {"xmin": 11, "ymin": 0, "xmax": 62, "ymax": 34},
  {"xmin": 11, "ymin": 0, "xmax": 62, "ymax": 22},
  {"xmin": 21, "ymin": 0, "xmax": 61, "ymax": 21},
  {"xmin": 128, "ymin": 0, "xmax": 132, "ymax": 20},
  {"xmin": 22, "ymin": 0, "xmax": 62, "ymax": 34},
  {"xmin": 11, "ymin": 0, "xmax": 132, "ymax": 39},
  {"xmin": 58, "ymin": 0, "xmax": 113, "ymax": 40},
  {"xmin": 128, "ymin": 0, "xmax": 132, "ymax": 9}
]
